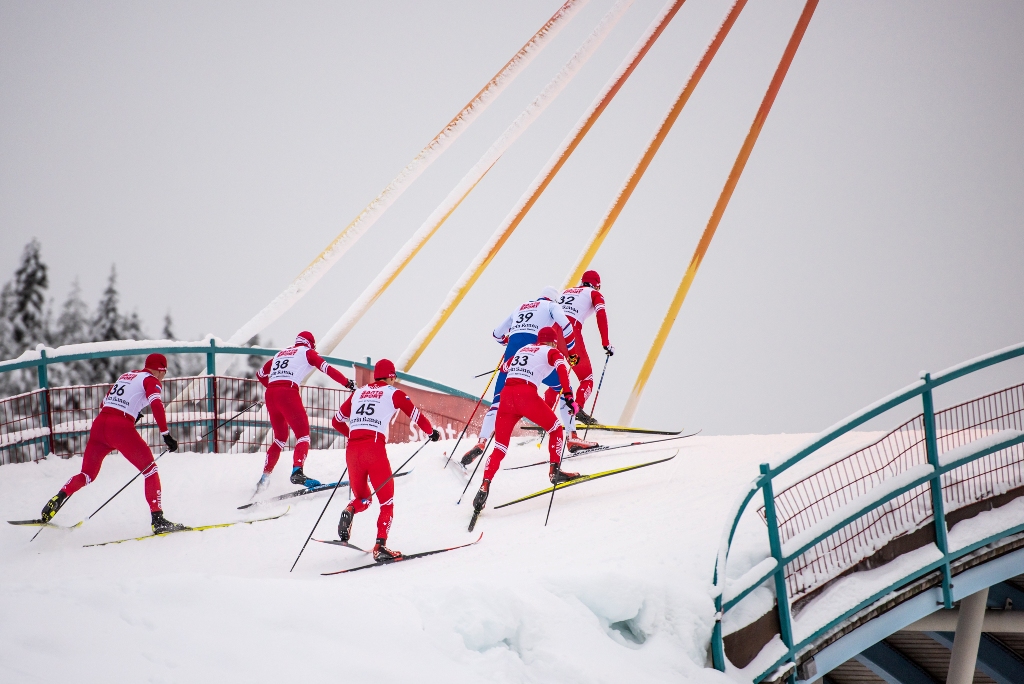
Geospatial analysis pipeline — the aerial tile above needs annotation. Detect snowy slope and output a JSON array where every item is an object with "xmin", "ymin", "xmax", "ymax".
[{"xmin": 1, "ymin": 432, "xmax": 848, "ymax": 684}]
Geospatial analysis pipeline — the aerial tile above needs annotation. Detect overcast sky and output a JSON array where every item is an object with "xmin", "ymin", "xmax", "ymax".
[{"xmin": 2, "ymin": 0, "xmax": 1022, "ymax": 435}]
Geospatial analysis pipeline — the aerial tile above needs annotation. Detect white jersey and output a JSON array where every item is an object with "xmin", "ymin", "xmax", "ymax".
[
  {"xmin": 559, "ymin": 286, "xmax": 602, "ymax": 324},
  {"xmin": 343, "ymin": 384, "xmax": 401, "ymax": 437},
  {"xmin": 503, "ymin": 344, "xmax": 566, "ymax": 388},
  {"xmin": 493, "ymin": 299, "xmax": 572, "ymax": 341},
  {"xmin": 268, "ymin": 346, "xmax": 315, "ymax": 384},
  {"xmin": 102, "ymin": 370, "xmax": 161, "ymax": 417}
]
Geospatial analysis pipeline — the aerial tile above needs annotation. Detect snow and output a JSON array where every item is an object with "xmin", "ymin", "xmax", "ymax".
[
  {"xmin": 319, "ymin": 0, "xmax": 633, "ymax": 356},
  {"xmin": 938, "ymin": 429, "xmax": 1024, "ymax": 468},
  {"xmin": 0, "ymin": 432, "xmax": 807, "ymax": 683},
  {"xmin": 224, "ymin": 0, "xmax": 590, "ymax": 348},
  {"xmin": 780, "ymin": 464, "xmax": 934, "ymax": 560},
  {"xmin": 0, "ymin": 426, "xmax": 49, "ymax": 448},
  {"xmin": 724, "ymin": 558, "xmax": 778, "ymax": 605}
]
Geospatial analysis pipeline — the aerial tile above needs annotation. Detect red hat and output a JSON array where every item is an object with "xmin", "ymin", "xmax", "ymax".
[
  {"xmin": 536, "ymin": 327, "xmax": 557, "ymax": 345},
  {"xmin": 581, "ymin": 270, "xmax": 601, "ymax": 287},
  {"xmin": 145, "ymin": 353, "xmax": 168, "ymax": 371},
  {"xmin": 295, "ymin": 331, "xmax": 315, "ymax": 348},
  {"xmin": 374, "ymin": 359, "xmax": 397, "ymax": 380}
]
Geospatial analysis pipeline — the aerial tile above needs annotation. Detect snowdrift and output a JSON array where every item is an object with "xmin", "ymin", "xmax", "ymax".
[{"xmin": 1, "ymin": 433, "xmax": 823, "ymax": 683}]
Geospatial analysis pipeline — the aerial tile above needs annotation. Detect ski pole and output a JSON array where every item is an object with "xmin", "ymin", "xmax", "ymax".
[
  {"xmin": 289, "ymin": 464, "xmax": 347, "ymax": 573},
  {"xmin": 544, "ymin": 431, "xmax": 569, "ymax": 527},
  {"xmin": 456, "ymin": 434, "xmax": 494, "ymax": 505},
  {"xmin": 582, "ymin": 355, "xmax": 610, "ymax": 442},
  {"xmin": 86, "ymin": 449, "xmax": 169, "ymax": 521},
  {"xmin": 471, "ymin": 369, "xmax": 495, "ymax": 379},
  {"xmin": 85, "ymin": 400, "xmax": 263, "ymax": 524},
  {"xmin": 290, "ymin": 437, "xmax": 432, "ymax": 572},
  {"xmin": 443, "ymin": 356, "xmax": 502, "ymax": 469},
  {"xmin": 198, "ymin": 400, "xmax": 263, "ymax": 440}
]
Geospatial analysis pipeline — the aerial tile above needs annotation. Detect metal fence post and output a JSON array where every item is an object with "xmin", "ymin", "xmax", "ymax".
[
  {"xmin": 760, "ymin": 463, "xmax": 796, "ymax": 678},
  {"xmin": 37, "ymin": 350, "xmax": 52, "ymax": 457},
  {"xmin": 206, "ymin": 340, "xmax": 217, "ymax": 453},
  {"xmin": 921, "ymin": 372, "xmax": 953, "ymax": 608}
]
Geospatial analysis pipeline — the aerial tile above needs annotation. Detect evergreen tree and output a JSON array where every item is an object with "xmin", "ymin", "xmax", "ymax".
[
  {"xmin": 9, "ymin": 239, "xmax": 49, "ymax": 351},
  {"xmin": 50, "ymin": 279, "xmax": 93, "ymax": 386},
  {"xmin": 92, "ymin": 265, "xmax": 122, "ymax": 344},
  {"xmin": 0, "ymin": 241, "xmax": 51, "ymax": 394}
]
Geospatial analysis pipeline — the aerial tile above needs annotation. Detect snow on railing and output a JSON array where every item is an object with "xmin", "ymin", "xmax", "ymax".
[{"xmin": 710, "ymin": 340, "xmax": 1024, "ymax": 681}]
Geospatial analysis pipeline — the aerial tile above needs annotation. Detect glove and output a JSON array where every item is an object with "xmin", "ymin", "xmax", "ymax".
[
  {"xmin": 567, "ymin": 354, "xmax": 579, "ymax": 367},
  {"xmin": 346, "ymin": 379, "xmax": 357, "ymax": 391},
  {"xmin": 604, "ymin": 344, "xmax": 615, "ymax": 357},
  {"xmin": 162, "ymin": 432, "xmax": 178, "ymax": 452},
  {"xmin": 498, "ymin": 335, "xmax": 509, "ymax": 346},
  {"xmin": 562, "ymin": 392, "xmax": 578, "ymax": 415},
  {"xmin": 135, "ymin": 411, "xmax": 143, "ymax": 425},
  {"xmin": 430, "ymin": 429, "xmax": 441, "ymax": 442}
]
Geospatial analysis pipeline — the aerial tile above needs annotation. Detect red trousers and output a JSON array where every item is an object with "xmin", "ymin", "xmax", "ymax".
[
  {"xmin": 483, "ymin": 380, "xmax": 564, "ymax": 482},
  {"xmin": 345, "ymin": 432, "xmax": 395, "ymax": 540},
  {"xmin": 264, "ymin": 383, "xmax": 310, "ymax": 473},
  {"xmin": 570, "ymin": 336, "xmax": 595, "ymax": 407},
  {"xmin": 62, "ymin": 409, "xmax": 162, "ymax": 512}
]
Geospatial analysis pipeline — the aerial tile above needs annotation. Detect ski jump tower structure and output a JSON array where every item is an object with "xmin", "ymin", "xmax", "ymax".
[{"xmin": 2, "ymin": 2, "xmax": 1023, "ymax": 683}]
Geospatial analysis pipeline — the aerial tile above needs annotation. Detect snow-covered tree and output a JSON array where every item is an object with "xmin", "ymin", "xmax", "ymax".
[
  {"xmin": 49, "ymin": 279, "xmax": 93, "ymax": 386},
  {"xmin": 0, "ymin": 241, "xmax": 51, "ymax": 394}
]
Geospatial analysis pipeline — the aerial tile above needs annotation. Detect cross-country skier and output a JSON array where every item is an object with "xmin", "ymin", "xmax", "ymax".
[
  {"xmin": 255, "ymin": 331, "xmax": 355, "ymax": 494},
  {"xmin": 555, "ymin": 269, "xmax": 613, "ymax": 425},
  {"xmin": 471, "ymin": 327, "xmax": 581, "ymax": 518},
  {"xmin": 38, "ymin": 354, "xmax": 185, "ymax": 534},
  {"xmin": 331, "ymin": 359, "xmax": 440, "ymax": 562},
  {"xmin": 460, "ymin": 286, "xmax": 575, "ymax": 466}
]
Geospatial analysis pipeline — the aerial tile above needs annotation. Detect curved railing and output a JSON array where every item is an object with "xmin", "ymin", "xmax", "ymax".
[
  {"xmin": 0, "ymin": 338, "xmax": 486, "ymax": 463},
  {"xmin": 711, "ymin": 341, "xmax": 1024, "ymax": 681}
]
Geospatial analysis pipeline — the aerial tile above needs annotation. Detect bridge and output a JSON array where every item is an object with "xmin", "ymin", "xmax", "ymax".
[{"xmin": 713, "ymin": 341, "xmax": 1024, "ymax": 684}]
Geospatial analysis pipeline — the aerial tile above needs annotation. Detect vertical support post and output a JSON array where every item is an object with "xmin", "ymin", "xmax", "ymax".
[
  {"xmin": 921, "ymin": 372, "xmax": 953, "ymax": 608},
  {"xmin": 37, "ymin": 350, "xmax": 52, "ymax": 457},
  {"xmin": 712, "ymin": 580, "xmax": 726, "ymax": 670},
  {"xmin": 946, "ymin": 588, "xmax": 988, "ymax": 684},
  {"xmin": 761, "ymin": 463, "xmax": 796, "ymax": 677},
  {"xmin": 207, "ymin": 340, "xmax": 217, "ymax": 454}
]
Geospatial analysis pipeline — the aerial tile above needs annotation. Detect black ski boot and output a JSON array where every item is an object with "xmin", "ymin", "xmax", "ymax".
[
  {"xmin": 40, "ymin": 491, "xmax": 68, "ymax": 522},
  {"xmin": 338, "ymin": 504, "xmax": 355, "ymax": 542},
  {"xmin": 575, "ymin": 409, "xmax": 598, "ymax": 426},
  {"xmin": 549, "ymin": 464, "xmax": 581, "ymax": 485},
  {"xmin": 373, "ymin": 539, "xmax": 402, "ymax": 563},
  {"xmin": 460, "ymin": 440, "xmax": 486, "ymax": 467},
  {"xmin": 473, "ymin": 479, "xmax": 490, "ymax": 512},
  {"xmin": 290, "ymin": 467, "xmax": 322, "ymax": 489},
  {"xmin": 151, "ymin": 510, "xmax": 188, "ymax": 534}
]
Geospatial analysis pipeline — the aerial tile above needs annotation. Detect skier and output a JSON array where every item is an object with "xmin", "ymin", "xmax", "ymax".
[
  {"xmin": 471, "ymin": 326, "xmax": 581, "ymax": 517},
  {"xmin": 38, "ymin": 354, "xmax": 185, "ymax": 534},
  {"xmin": 460, "ymin": 286, "xmax": 575, "ymax": 466},
  {"xmin": 331, "ymin": 359, "xmax": 440, "ymax": 562},
  {"xmin": 556, "ymin": 270, "xmax": 613, "ymax": 422},
  {"xmin": 255, "ymin": 331, "xmax": 355, "ymax": 494}
]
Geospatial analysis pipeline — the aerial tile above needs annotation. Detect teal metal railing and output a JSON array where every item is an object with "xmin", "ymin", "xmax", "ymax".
[
  {"xmin": 0, "ymin": 338, "xmax": 486, "ymax": 460},
  {"xmin": 710, "ymin": 341, "xmax": 1024, "ymax": 682}
]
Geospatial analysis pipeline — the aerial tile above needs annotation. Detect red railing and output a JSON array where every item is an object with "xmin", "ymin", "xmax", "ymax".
[{"xmin": 761, "ymin": 382, "xmax": 1024, "ymax": 599}]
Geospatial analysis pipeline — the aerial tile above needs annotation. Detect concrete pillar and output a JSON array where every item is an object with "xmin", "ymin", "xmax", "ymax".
[{"xmin": 946, "ymin": 588, "xmax": 989, "ymax": 684}]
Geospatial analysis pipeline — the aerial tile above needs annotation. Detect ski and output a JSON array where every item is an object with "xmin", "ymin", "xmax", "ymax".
[
  {"xmin": 521, "ymin": 423, "xmax": 683, "ymax": 436},
  {"xmin": 83, "ymin": 507, "xmax": 290, "ymax": 547},
  {"xmin": 577, "ymin": 424, "xmax": 683, "ymax": 435},
  {"xmin": 313, "ymin": 539, "xmax": 368, "ymax": 553},
  {"xmin": 322, "ymin": 533, "xmax": 483, "ymax": 575},
  {"xmin": 8, "ymin": 519, "xmax": 83, "ymax": 530},
  {"xmin": 239, "ymin": 470, "xmax": 411, "ymax": 510},
  {"xmin": 468, "ymin": 508, "xmax": 482, "ymax": 533},
  {"xmin": 505, "ymin": 431, "xmax": 698, "ymax": 471},
  {"xmin": 494, "ymin": 453, "xmax": 677, "ymax": 509}
]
